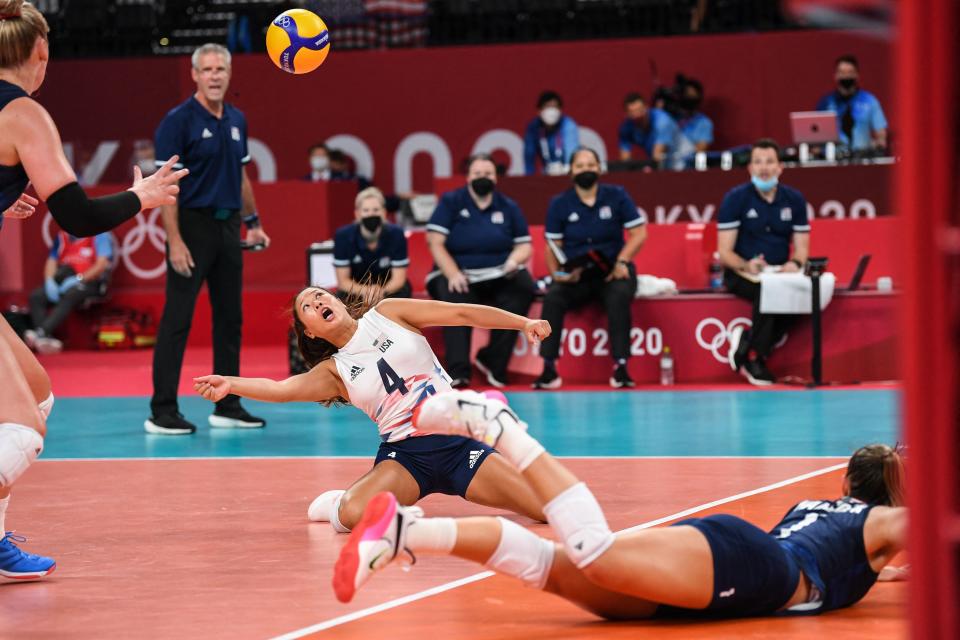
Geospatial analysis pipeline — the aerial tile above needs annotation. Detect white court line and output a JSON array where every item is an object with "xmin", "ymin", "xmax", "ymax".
[
  {"xmin": 37, "ymin": 455, "xmax": 847, "ymax": 463},
  {"xmin": 268, "ymin": 461, "xmax": 847, "ymax": 639}
]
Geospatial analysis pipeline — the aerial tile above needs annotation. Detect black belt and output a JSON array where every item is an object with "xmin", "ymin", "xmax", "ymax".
[{"xmin": 182, "ymin": 207, "xmax": 238, "ymax": 220}]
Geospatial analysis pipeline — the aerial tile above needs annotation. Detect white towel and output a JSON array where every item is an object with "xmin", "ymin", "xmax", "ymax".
[
  {"xmin": 635, "ymin": 275, "xmax": 678, "ymax": 298},
  {"xmin": 759, "ymin": 272, "xmax": 836, "ymax": 314}
]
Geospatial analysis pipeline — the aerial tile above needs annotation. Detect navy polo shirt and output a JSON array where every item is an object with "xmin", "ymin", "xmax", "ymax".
[
  {"xmin": 332, "ymin": 222, "xmax": 409, "ymax": 282},
  {"xmin": 717, "ymin": 182, "xmax": 810, "ymax": 266},
  {"xmin": 427, "ymin": 187, "xmax": 531, "ymax": 270},
  {"xmin": 545, "ymin": 184, "xmax": 645, "ymax": 263},
  {"xmin": 154, "ymin": 96, "xmax": 251, "ymax": 210}
]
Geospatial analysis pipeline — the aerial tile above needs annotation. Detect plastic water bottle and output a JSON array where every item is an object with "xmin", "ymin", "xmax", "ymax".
[
  {"xmin": 709, "ymin": 251, "xmax": 723, "ymax": 291},
  {"xmin": 660, "ymin": 347, "xmax": 675, "ymax": 386}
]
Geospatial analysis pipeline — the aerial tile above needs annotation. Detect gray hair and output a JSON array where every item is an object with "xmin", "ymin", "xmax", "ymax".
[
  {"xmin": 355, "ymin": 187, "xmax": 386, "ymax": 210},
  {"xmin": 191, "ymin": 43, "xmax": 231, "ymax": 69}
]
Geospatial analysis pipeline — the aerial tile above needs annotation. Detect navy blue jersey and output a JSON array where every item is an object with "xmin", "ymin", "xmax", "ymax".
[
  {"xmin": 427, "ymin": 186, "xmax": 530, "ymax": 271},
  {"xmin": 0, "ymin": 80, "xmax": 31, "ymax": 228},
  {"xmin": 154, "ymin": 96, "xmax": 250, "ymax": 210},
  {"xmin": 333, "ymin": 222, "xmax": 409, "ymax": 283},
  {"xmin": 716, "ymin": 182, "xmax": 810, "ymax": 265},
  {"xmin": 545, "ymin": 184, "xmax": 645, "ymax": 264},
  {"xmin": 772, "ymin": 497, "xmax": 878, "ymax": 612}
]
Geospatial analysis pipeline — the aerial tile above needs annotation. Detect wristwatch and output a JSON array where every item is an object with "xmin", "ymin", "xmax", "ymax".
[{"xmin": 616, "ymin": 259, "xmax": 630, "ymax": 268}]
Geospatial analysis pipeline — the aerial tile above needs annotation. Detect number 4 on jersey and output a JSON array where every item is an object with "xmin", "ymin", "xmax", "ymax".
[{"xmin": 377, "ymin": 358, "xmax": 408, "ymax": 395}]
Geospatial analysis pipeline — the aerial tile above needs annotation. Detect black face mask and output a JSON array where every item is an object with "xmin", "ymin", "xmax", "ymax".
[
  {"xmin": 470, "ymin": 177, "xmax": 495, "ymax": 197},
  {"xmin": 360, "ymin": 216, "xmax": 382, "ymax": 233},
  {"xmin": 838, "ymin": 78, "xmax": 857, "ymax": 91},
  {"xmin": 573, "ymin": 171, "xmax": 599, "ymax": 189}
]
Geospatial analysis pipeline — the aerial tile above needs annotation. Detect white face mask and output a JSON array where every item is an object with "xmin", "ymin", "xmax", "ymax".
[
  {"xmin": 540, "ymin": 106, "xmax": 561, "ymax": 127},
  {"xmin": 311, "ymin": 156, "xmax": 329, "ymax": 171}
]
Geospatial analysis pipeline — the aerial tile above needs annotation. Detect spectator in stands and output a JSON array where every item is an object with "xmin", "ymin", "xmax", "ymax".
[
  {"xmin": 618, "ymin": 93, "xmax": 678, "ymax": 166},
  {"xmin": 718, "ymin": 139, "xmax": 810, "ymax": 386},
  {"xmin": 524, "ymin": 90, "xmax": 580, "ymax": 176},
  {"xmin": 426, "ymin": 154, "xmax": 535, "ymax": 388},
  {"xmin": 534, "ymin": 147, "xmax": 647, "ymax": 390},
  {"xmin": 25, "ymin": 230, "xmax": 113, "ymax": 354},
  {"xmin": 672, "ymin": 78, "xmax": 714, "ymax": 165},
  {"xmin": 816, "ymin": 54, "xmax": 888, "ymax": 152},
  {"xmin": 333, "ymin": 187, "xmax": 411, "ymax": 299},
  {"xmin": 304, "ymin": 143, "xmax": 331, "ymax": 182}
]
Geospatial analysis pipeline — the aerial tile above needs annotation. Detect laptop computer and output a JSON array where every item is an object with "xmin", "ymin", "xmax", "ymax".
[
  {"xmin": 846, "ymin": 254, "xmax": 871, "ymax": 291},
  {"xmin": 790, "ymin": 111, "xmax": 839, "ymax": 144}
]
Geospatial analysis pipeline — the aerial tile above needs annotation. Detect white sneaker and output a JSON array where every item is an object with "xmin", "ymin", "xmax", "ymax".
[
  {"xmin": 34, "ymin": 337, "xmax": 62, "ymax": 355},
  {"xmin": 332, "ymin": 492, "xmax": 421, "ymax": 603},
  {"xmin": 412, "ymin": 390, "xmax": 527, "ymax": 447},
  {"xmin": 307, "ymin": 489, "xmax": 345, "ymax": 523},
  {"xmin": 23, "ymin": 330, "xmax": 38, "ymax": 349}
]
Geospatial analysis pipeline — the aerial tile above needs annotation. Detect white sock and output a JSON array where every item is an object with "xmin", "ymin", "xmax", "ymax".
[
  {"xmin": 543, "ymin": 482, "xmax": 614, "ymax": 569},
  {"xmin": 495, "ymin": 417, "xmax": 545, "ymax": 472},
  {"xmin": 0, "ymin": 496, "xmax": 8, "ymax": 533},
  {"xmin": 405, "ymin": 517, "xmax": 457, "ymax": 554},
  {"xmin": 330, "ymin": 493, "xmax": 351, "ymax": 533},
  {"xmin": 484, "ymin": 517, "xmax": 555, "ymax": 589}
]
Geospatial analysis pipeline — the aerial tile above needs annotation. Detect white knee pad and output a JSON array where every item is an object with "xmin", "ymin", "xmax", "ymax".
[
  {"xmin": 543, "ymin": 482, "xmax": 614, "ymax": 569},
  {"xmin": 0, "ymin": 423, "xmax": 44, "ymax": 488},
  {"xmin": 38, "ymin": 392, "xmax": 54, "ymax": 420},
  {"xmin": 485, "ymin": 517, "xmax": 555, "ymax": 589},
  {"xmin": 307, "ymin": 489, "xmax": 345, "ymax": 523}
]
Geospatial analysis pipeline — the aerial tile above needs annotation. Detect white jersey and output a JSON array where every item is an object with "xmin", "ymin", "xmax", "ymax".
[{"xmin": 332, "ymin": 308, "xmax": 453, "ymax": 443}]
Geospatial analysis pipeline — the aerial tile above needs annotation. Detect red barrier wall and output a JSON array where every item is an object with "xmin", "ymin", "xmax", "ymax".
[{"xmin": 39, "ymin": 30, "xmax": 890, "ymax": 194}]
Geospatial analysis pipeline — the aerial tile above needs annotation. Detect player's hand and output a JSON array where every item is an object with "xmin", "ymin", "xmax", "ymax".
[
  {"xmin": 746, "ymin": 254, "xmax": 767, "ymax": 275},
  {"xmin": 245, "ymin": 226, "xmax": 271, "ymax": 248},
  {"xmin": 523, "ymin": 319, "xmax": 551, "ymax": 343},
  {"xmin": 168, "ymin": 237, "xmax": 195, "ymax": 278},
  {"xmin": 2, "ymin": 189, "xmax": 38, "ymax": 219},
  {"xmin": 779, "ymin": 260, "xmax": 801, "ymax": 273},
  {"xmin": 130, "ymin": 155, "xmax": 189, "ymax": 210},
  {"xmin": 446, "ymin": 271, "xmax": 469, "ymax": 294},
  {"xmin": 194, "ymin": 374, "xmax": 231, "ymax": 402},
  {"xmin": 605, "ymin": 261, "xmax": 631, "ymax": 282}
]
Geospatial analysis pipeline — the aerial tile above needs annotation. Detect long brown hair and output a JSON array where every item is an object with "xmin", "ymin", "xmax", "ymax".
[
  {"xmin": 845, "ymin": 443, "xmax": 905, "ymax": 507},
  {"xmin": 0, "ymin": 1, "xmax": 48, "ymax": 69},
  {"xmin": 290, "ymin": 284, "xmax": 383, "ymax": 406}
]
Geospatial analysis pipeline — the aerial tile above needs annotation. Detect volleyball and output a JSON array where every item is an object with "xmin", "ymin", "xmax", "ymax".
[{"xmin": 266, "ymin": 9, "xmax": 331, "ymax": 75}]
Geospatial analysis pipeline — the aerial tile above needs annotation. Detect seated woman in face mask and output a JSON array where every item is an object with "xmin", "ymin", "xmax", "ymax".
[{"xmin": 332, "ymin": 187, "xmax": 412, "ymax": 300}]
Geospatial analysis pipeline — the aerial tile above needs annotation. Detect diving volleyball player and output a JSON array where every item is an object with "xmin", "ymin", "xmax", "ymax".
[{"xmin": 194, "ymin": 290, "xmax": 547, "ymax": 532}]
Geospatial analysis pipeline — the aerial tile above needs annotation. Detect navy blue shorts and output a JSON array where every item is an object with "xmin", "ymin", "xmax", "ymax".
[
  {"xmin": 375, "ymin": 434, "xmax": 495, "ymax": 499},
  {"xmin": 655, "ymin": 514, "xmax": 801, "ymax": 618}
]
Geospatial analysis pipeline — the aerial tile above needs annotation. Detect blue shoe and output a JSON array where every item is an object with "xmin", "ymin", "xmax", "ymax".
[{"xmin": 0, "ymin": 532, "xmax": 56, "ymax": 582}]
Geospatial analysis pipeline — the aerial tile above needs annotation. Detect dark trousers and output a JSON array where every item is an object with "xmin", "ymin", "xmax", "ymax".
[
  {"xmin": 427, "ymin": 270, "xmax": 535, "ymax": 380},
  {"xmin": 28, "ymin": 283, "xmax": 95, "ymax": 335},
  {"xmin": 724, "ymin": 270, "xmax": 795, "ymax": 359},
  {"xmin": 151, "ymin": 210, "xmax": 243, "ymax": 417},
  {"xmin": 539, "ymin": 264, "xmax": 636, "ymax": 362}
]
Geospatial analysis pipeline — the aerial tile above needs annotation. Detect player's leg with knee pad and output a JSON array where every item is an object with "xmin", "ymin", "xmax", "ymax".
[
  {"xmin": 484, "ymin": 517, "xmax": 555, "ymax": 589},
  {"xmin": 330, "ymin": 491, "xmax": 351, "ymax": 533},
  {"xmin": 38, "ymin": 392, "xmax": 54, "ymax": 420},
  {"xmin": 543, "ymin": 482, "xmax": 614, "ymax": 569},
  {"xmin": 0, "ymin": 423, "xmax": 44, "ymax": 488}
]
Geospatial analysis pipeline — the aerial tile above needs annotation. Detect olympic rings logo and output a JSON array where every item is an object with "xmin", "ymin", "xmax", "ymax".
[
  {"xmin": 42, "ymin": 208, "xmax": 167, "ymax": 280},
  {"xmin": 694, "ymin": 316, "xmax": 752, "ymax": 364}
]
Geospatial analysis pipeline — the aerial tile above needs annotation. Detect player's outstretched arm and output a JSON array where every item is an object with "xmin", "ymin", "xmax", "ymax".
[
  {"xmin": 376, "ymin": 298, "xmax": 551, "ymax": 344},
  {"xmin": 194, "ymin": 363, "xmax": 341, "ymax": 404},
  {"xmin": 12, "ymin": 99, "xmax": 188, "ymax": 237}
]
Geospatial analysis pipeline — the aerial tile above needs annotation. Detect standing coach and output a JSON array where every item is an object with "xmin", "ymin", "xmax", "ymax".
[{"xmin": 145, "ymin": 43, "xmax": 271, "ymax": 435}]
